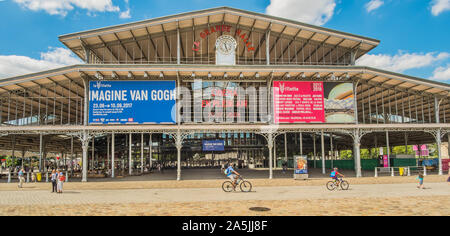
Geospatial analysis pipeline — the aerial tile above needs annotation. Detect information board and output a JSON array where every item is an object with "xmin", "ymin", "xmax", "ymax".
[
  {"xmin": 202, "ymin": 140, "xmax": 225, "ymax": 151},
  {"xmin": 294, "ymin": 155, "xmax": 309, "ymax": 180},
  {"xmin": 89, "ymin": 81, "xmax": 176, "ymax": 124}
]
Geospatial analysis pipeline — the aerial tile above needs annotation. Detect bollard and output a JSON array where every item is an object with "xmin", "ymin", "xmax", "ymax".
[
  {"xmin": 423, "ymin": 166, "xmax": 427, "ymax": 176},
  {"xmin": 391, "ymin": 167, "xmax": 394, "ymax": 177},
  {"xmin": 46, "ymin": 172, "xmax": 49, "ymax": 182},
  {"xmin": 374, "ymin": 168, "xmax": 378, "ymax": 178},
  {"xmin": 65, "ymin": 171, "xmax": 69, "ymax": 182},
  {"xmin": 7, "ymin": 171, "xmax": 11, "ymax": 183},
  {"xmin": 26, "ymin": 172, "xmax": 30, "ymax": 183},
  {"xmin": 407, "ymin": 167, "xmax": 411, "ymax": 176}
]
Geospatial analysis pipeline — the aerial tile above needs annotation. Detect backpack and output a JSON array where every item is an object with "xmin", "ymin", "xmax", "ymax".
[
  {"xmin": 330, "ymin": 171, "xmax": 336, "ymax": 177},
  {"xmin": 224, "ymin": 168, "xmax": 231, "ymax": 175}
]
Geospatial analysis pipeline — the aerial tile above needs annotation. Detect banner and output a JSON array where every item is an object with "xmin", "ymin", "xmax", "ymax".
[
  {"xmin": 202, "ymin": 140, "xmax": 225, "ymax": 151},
  {"xmin": 294, "ymin": 155, "xmax": 308, "ymax": 174},
  {"xmin": 273, "ymin": 81, "xmax": 355, "ymax": 123},
  {"xmin": 89, "ymin": 81, "xmax": 176, "ymax": 124}
]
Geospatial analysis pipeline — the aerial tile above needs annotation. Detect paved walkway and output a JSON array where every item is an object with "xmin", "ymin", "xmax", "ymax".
[{"xmin": 1, "ymin": 183, "xmax": 448, "ymax": 206}]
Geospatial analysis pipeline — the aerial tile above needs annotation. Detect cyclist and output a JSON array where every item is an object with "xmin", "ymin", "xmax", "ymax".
[
  {"xmin": 224, "ymin": 164, "xmax": 240, "ymax": 190},
  {"xmin": 330, "ymin": 167, "xmax": 344, "ymax": 186}
]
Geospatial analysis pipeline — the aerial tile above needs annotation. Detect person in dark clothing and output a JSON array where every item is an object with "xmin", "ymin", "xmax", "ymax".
[{"xmin": 50, "ymin": 170, "xmax": 57, "ymax": 193}]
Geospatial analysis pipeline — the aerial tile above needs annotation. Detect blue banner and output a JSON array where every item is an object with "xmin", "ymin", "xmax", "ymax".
[
  {"xmin": 202, "ymin": 140, "xmax": 225, "ymax": 151},
  {"xmin": 89, "ymin": 80, "xmax": 176, "ymax": 124}
]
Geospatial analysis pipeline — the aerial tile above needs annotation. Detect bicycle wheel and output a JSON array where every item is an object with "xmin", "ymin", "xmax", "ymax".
[
  {"xmin": 222, "ymin": 181, "xmax": 234, "ymax": 192},
  {"xmin": 240, "ymin": 181, "xmax": 252, "ymax": 192},
  {"xmin": 326, "ymin": 181, "xmax": 337, "ymax": 191},
  {"xmin": 340, "ymin": 181, "xmax": 349, "ymax": 190}
]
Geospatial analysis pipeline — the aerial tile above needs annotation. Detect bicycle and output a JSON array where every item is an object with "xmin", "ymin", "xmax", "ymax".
[
  {"xmin": 326, "ymin": 178, "xmax": 349, "ymax": 191},
  {"xmin": 222, "ymin": 175, "xmax": 252, "ymax": 192}
]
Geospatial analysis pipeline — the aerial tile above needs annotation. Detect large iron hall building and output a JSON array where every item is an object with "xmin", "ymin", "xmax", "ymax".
[{"xmin": 1, "ymin": 7, "xmax": 449, "ymax": 182}]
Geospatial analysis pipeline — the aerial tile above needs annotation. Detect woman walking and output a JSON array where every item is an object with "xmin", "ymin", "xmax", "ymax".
[{"xmin": 57, "ymin": 171, "xmax": 65, "ymax": 193}]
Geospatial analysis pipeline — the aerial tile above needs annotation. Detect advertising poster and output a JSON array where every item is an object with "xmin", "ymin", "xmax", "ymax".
[
  {"xmin": 202, "ymin": 140, "xmax": 225, "ymax": 151},
  {"xmin": 294, "ymin": 155, "xmax": 308, "ymax": 174},
  {"xmin": 383, "ymin": 155, "xmax": 389, "ymax": 168},
  {"xmin": 273, "ymin": 81, "xmax": 325, "ymax": 123},
  {"xmin": 273, "ymin": 81, "xmax": 355, "ymax": 123},
  {"xmin": 89, "ymin": 81, "xmax": 176, "ymax": 124}
]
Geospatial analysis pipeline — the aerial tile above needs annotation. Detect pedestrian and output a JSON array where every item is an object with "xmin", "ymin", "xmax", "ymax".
[
  {"xmin": 416, "ymin": 173, "xmax": 424, "ymax": 189},
  {"xmin": 18, "ymin": 168, "xmax": 25, "ymax": 188},
  {"xmin": 50, "ymin": 170, "xmax": 57, "ymax": 193},
  {"xmin": 57, "ymin": 171, "xmax": 65, "ymax": 193},
  {"xmin": 282, "ymin": 160, "xmax": 287, "ymax": 174},
  {"xmin": 31, "ymin": 171, "xmax": 36, "ymax": 183}
]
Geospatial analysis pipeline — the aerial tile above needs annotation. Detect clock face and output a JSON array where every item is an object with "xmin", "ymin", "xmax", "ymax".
[{"xmin": 215, "ymin": 35, "xmax": 237, "ymax": 55}]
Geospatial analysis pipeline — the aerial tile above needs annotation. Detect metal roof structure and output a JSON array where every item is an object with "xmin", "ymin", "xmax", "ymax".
[{"xmin": 58, "ymin": 7, "xmax": 379, "ymax": 65}]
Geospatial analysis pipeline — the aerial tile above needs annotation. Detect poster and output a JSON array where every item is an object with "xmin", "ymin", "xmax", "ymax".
[
  {"xmin": 89, "ymin": 81, "xmax": 176, "ymax": 124},
  {"xmin": 273, "ymin": 81, "xmax": 355, "ymax": 123},
  {"xmin": 273, "ymin": 81, "xmax": 325, "ymax": 123},
  {"xmin": 294, "ymin": 155, "xmax": 308, "ymax": 174},
  {"xmin": 202, "ymin": 140, "xmax": 225, "ymax": 151},
  {"xmin": 383, "ymin": 155, "xmax": 389, "ymax": 168}
]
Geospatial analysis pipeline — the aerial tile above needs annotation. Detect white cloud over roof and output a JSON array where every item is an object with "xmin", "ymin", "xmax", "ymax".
[
  {"xmin": 431, "ymin": 65, "xmax": 450, "ymax": 81},
  {"xmin": 0, "ymin": 47, "xmax": 82, "ymax": 79},
  {"xmin": 266, "ymin": 0, "xmax": 336, "ymax": 26},
  {"xmin": 365, "ymin": 0, "xmax": 384, "ymax": 13},
  {"xmin": 431, "ymin": 0, "xmax": 450, "ymax": 16},
  {"xmin": 13, "ymin": 0, "xmax": 120, "ymax": 17},
  {"xmin": 356, "ymin": 51, "xmax": 450, "ymax": 73}
]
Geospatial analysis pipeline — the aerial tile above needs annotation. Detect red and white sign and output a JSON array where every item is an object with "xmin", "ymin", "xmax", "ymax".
[{"xmin": 273, "ymin": 81, "xmax": 325, "ymax": 123}]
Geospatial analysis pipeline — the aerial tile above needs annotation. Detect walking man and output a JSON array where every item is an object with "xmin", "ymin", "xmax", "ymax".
[{"xmin": 51, "ymin": 170, "xmax": 57, "ymax": 193}]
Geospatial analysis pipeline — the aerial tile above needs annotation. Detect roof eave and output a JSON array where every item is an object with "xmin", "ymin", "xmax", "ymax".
[{"xmin": 58, "ymin": 6, "xmax": 380, "ymax": 47}]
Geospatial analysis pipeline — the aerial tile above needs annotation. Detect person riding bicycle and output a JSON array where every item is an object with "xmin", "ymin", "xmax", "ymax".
[
  {"xmin": 224, "ymin": 164, "xmax": 240, "ymax": 190},
  {"xmin": 330, "ymin": 167, "xmax": 344, "ymax": 185}
]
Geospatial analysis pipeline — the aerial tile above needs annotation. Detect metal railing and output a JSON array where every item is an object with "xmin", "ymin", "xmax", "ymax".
[
  {"xmin": 0, "ymin": 170, "xmax": 71, "ymax": 183},
  {"xmin": 374, "ymin": 166, "xmax": 428, "ymax": 177}
]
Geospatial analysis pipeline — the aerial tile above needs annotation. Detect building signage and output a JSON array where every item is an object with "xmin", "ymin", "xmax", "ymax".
[
  {"xmin": 273, "ymin": 81, "xmax": 355, "ymax": 124},
  {"xmin": 89, "ymin": 81, "xmax": 176, "ymax": 124},
  {"xmin": 202, "ymin": 140, "xmax": 225, "ymax": 151},
  {"xmin": 192, "ymin": 24, "xmax": 255, "ymax": 53}
]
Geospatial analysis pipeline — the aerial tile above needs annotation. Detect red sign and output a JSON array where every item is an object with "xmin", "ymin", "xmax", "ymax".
[
  {"xmin": 192, "ymin": 25, "xmax": 255, "ymax": 52},
  {"xmin": 273, "ymin": 81, "xmax": 325, "ymax": 123},
  {"xmin": 383, "ymin": 155, "xmax": 389, "ymax": 168}
]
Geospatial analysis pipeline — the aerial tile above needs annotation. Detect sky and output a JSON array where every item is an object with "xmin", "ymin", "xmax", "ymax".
[{"xmin": 0, "ymin": 0, "xmax": 449, "ymax": 83}]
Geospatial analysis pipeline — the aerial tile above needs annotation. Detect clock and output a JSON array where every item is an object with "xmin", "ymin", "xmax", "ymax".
[{"xmin": 215, "ymin": 35, "xmax": 237, "ymax": 65}]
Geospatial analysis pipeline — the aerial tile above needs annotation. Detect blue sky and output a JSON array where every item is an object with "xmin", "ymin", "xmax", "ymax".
[{"xmin": 0, "ymin": 0, "xmax": 449, "ymax": 83}]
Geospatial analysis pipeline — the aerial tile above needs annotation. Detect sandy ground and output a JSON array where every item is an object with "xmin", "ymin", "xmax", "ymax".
[
  {"xmin": 0, "ymin": 175, "xmax": 447, "ymax": 191},
  {"xmin": 2, "ymin": 196, "xmax": 447, "ymax": 216}
]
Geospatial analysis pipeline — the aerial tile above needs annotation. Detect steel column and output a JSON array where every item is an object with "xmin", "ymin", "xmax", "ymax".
[
  {"xmin": 129, "ymin": 133, "xmax": 132, "ymax": 175},
  {"xmin": 111, "ymin": 132, "xmax": 115, "ymax": 178},
  {"xmin": 321, "ymin": 130, "xmax": 326, "ymax": 174},
  {"xmin": 141, "ymin": 133, "xmax": 144, "ymax": 173},
  {"xmin": 268, "ymin": 133, "xmax": 273, "ymax": 179}
]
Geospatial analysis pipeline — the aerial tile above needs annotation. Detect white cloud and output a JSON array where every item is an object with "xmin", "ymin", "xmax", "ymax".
[
  {"xmin": 431, "ymin": 0, "xmax": 450, "ymax": 16},
  {"xmin": 430, "ymin": 65, "xmax": 450, "ymax": 80},
  {"xmin": 356, "ymin": 51, "xmax": 450, "ymax": 73},
  {"xmin": 13, "ymin": 0, "xmax": 120, "ymax": 17},
  {"xmin": 266, "ymin": 0, "xmax": 336, "ymax": 26},
  {"xmin": 119, "ymin": 8, "xmax": 131, "ymax": 19},
  {"xmin": 365, "ymin": 0, "xmax": 384, "ymax": 12},
  {"xmin": 0, "ymin": 47, "xmax": 82, "ymax": 79}
]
